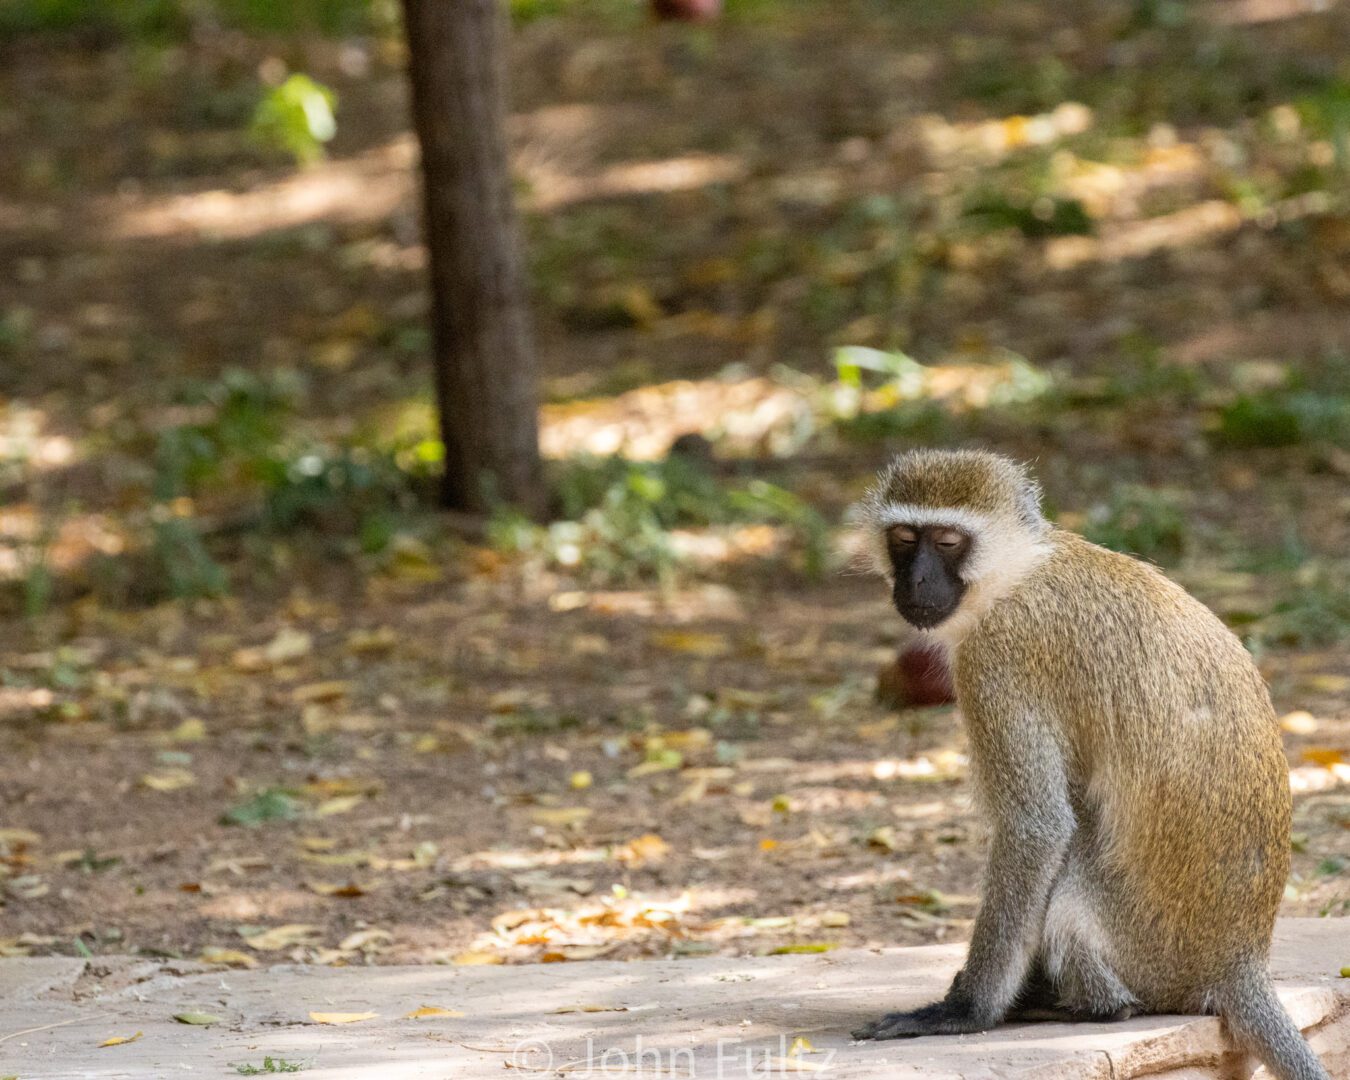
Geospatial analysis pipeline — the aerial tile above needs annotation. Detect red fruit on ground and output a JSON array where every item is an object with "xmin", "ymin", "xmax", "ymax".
[
  {"xmin": 876, "ymin": 643, "xmax": 955, "ymax": 708},
  {"xmin": 652, "ymin": 0, "xmax": 723, "ymax": 21}
]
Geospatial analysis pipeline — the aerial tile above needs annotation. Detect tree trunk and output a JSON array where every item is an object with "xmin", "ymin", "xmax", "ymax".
[{"xmin": 401, "ymin": 0, "xmax": 543, "ymax": 515}]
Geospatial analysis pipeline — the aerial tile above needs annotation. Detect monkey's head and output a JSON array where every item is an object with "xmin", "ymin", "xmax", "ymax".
[{"xmin": 855, "ymin": 450, "xmax": 1050, "ymax": 633}]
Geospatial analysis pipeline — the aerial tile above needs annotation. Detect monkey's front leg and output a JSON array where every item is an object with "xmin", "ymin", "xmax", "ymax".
[{"xmin": 855, "ymin": 770, "xmax": 1074, "ymax": 1041}]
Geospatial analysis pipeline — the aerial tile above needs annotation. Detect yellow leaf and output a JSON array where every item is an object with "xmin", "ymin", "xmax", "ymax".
[
  {"xmin": 788, "ymin": 1036, "xmax": 815, "ymax": 1056},
  {"xmin": 627, "ymin": 759, "xmax": 681, "ymax": 778},
  {"xmin": 820, "ymin": 911, "xmax": 851, "ymax": 928},
  {"xmin": 617, "ymin": 833, "xmax": 670, "ymax": 867},
  {"xmin": 404, "ymin": 1005, "xmax": 465, "ymax": 1019},
  {"xmin": 314, "ymin": 795, "xmax": 364, "ymax": 817},
  {"xmin": 867, "ymin": 826, "xmax": 898, "ymax": 852},
  {"xmin": 554, "ymin": 1003, "xmax": 629, "ymax": 1014},
  {"xmin": 99, "ymin": 1032, "xmax": 143, "ymax": 1047},
  {"xmin": 292, "ymin": 680, "xmax": 352, "ymax": 704},
  {"xmin": 662, "ymin": 728, "xmax": 712, "ymax": 750},
  {"xmin": 309, "ymin": 1011, "xmax": 378, "ymax": 1025},
  {"xmin": 170, "ymin": 718, "xmax": 207, "ymax": 742},
  {"xmin": 301, "ymin": 850, "xmax": 371, "ymax": 867},
  {"xmin": 530, "ymin": 807, "xmax": 591, "ymax": 828},
  {"xmin": 307, "ymin": 880, "xmax": 370, "ymax": 898},
  {"xmin": 0, "ymin": 828, "xmax": 41, "ymax": 846},
  {"xmin": 339, "ymin": 928, "xmax": 394, "ymax": 952},
  {"xmin": 242, "ymin": 924, "xmax": 322, "ymax": 951},
  {"xmin": 346, "ymin": 626, "xmax": 398, "ymax": 654},
  {"xmin": 651, "ymin": 630, "xmax": 729, "ymax": 658},
  {"xmin": 1303, "ymin": 747, "xmax": 1346, "ymax": 769},
  {"xmin": 413, "ymin": 734, "xmax": 440, "ymax": 753},
  {"xmin": 265, "ymin": 627, "xmax": 313, "ymax": 664},
  {"xmin": 452, "ymin": 950, "xmax": 504, "ymax": 966},
  {"xmin": 570, "ymin": 770, "xmax": 593, "ymax": 790},
  {"xmin": 199, "ymin": 947, "xmax": 258, "ymax": 969},
  {"xmin": 759, "ymin": 838, "xmax": 779, "ymax": 851},
  {"xmin": 140, "ymin": 768, "xmax": 196, "ymax": 792}
]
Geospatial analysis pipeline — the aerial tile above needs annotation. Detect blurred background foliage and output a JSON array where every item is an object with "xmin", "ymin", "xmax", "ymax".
[
  {"xmin": 0, "ymin": 0, "xmax": 1347, "ymax": 970},
  {"xmin": 0, "ymin": 0, "xmax": 1348, "ymax": 641}
]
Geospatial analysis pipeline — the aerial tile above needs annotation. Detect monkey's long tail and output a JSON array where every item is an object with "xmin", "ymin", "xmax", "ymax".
[{"xmin": 1217, "ymin": 967, "xmax": 1331, "ymax": 1080}]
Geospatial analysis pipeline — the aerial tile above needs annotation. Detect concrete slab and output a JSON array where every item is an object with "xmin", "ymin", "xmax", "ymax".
[{"xmin": 1, "ymin": 920, "xmax": 1345, "ymax": 1079}]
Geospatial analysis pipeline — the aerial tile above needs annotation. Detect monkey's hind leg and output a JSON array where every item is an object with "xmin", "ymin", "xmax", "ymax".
[
  {"xmin": 1038, "ymin": 864, "xmax": 1140, "ymax": 1023},
  {"xmin": 1007, "ymin": 958, "xmax": 1137, "ymax": 1024}
]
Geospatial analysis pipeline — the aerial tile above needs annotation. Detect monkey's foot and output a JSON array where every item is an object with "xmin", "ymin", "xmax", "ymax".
[{"xmin": 852, "ymin": 1001, "xmax": 991, "ymax": 1040}]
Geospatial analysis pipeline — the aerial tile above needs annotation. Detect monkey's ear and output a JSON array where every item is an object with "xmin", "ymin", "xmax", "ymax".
[{"xmin": 1012, "ymin": 464, "xmax": 1047, "ymax": 532}]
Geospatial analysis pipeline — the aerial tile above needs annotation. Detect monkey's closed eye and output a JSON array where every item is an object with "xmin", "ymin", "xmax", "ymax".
[
  {"xmin": 934, "ymin": 528, "xmax": 967, "ymax": 550},
  {"xmin": 889, "ymin": 526, "xmax": 919, "ymax": 546}
]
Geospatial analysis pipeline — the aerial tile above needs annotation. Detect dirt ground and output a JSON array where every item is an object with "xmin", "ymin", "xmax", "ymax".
[{"xmin": 0, "ymin": 0, "xmax": 1347, "ymax": 971}]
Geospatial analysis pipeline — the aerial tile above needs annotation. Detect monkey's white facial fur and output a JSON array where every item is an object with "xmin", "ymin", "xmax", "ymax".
[{"xmin": 852, "ymin": 450, "xmax": 1053, "ymax": 648}]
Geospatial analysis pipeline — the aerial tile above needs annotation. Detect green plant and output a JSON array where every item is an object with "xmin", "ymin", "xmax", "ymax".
[
  {"xmin": 151, "ymin": 514, "xmax": 229, "ymax": 599},
  {"xmin": 1251, "ymin": 574, "xmax": 1350, "ymax": 648},
  {"xmin": 259, "ymin": 445, "xmax": 418, "ymax": 541},
  {"xmin": 1215, "ymin": 390, "xmax": 1350, "ymax": 448},
  {"xmin": 1083, "ymin": 485, "xmax": 1188, "ymax": 565},
  {"xmin": 250, "ymin": 74, "xmax": 338, "ymax": 165},
  {"xmin": 492, "ymin": 455, "xmax": 829, "ymax": 584},
  {"xmin": 220, "ymin": 788, "xmax": 302, "ymax": 828},
  {"xmin": 234, "ymin": 1058, "xmax": 306, "ymax": 1076},
  {"xmin": 153, "ymin": 368, "xmax": 301, "ymax": 500},
  {"xmin": 963, "ymin": 193, "xmax": 1093, "ymax": 239}
]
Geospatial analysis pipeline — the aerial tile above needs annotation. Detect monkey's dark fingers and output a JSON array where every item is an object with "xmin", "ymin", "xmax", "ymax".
[{"xmin": 852, "ymin": 1000, "xmax": 957, "ymax": 1040}]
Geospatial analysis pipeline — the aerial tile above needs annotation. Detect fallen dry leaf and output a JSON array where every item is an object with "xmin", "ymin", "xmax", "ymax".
[
  {"xmin": 140, "ymin": 768, "xmax": 195, "ymax": 792},
  {"xmin": 651, "ymin": 630, "xmax": 729, "ymax": 658},
  {"xmin": 307, "ymin": 880, "xmax": 371, "ymax": 898},
  {"xmin": 314, "ymin": 794, "xmax": 365, "ymax": 817},
  {"xmin": 452, "ymin": 951, "xmax": 504, "ymax": 966},
  {"xmin": 292, "ymin": 680, "xmax": 351, "ymax": 704},
  {"xmin": 339, "ymin": 928, "xmax": 394, "ymax": 952},
  {"xmin": 309, "ymin": 1011, "xmax": 378, "ymax": 1025},
  {"xmin": 199, "ymin": 947, "xmax": 258, "ymax": 968},
  {"xmin": 617, "ymin": 833, "xmax": 670, "ymax": 867},
  {"xmin": 242, "ymin": 924, "xmax": 322, "ymax": 951},
  {"xmin": 529, "ymin": 806, "xmax": 591, "ymax": 828},
  {"xmin": 173, "ymin": 1011, "xmax": 221, "ymax": 1026},
  {"xmin": 1303, "ymin": 747, "xmax": 1346, "ymax": 769},
  {"xmin": 98, "ymin": 1032, "xmax": 143, "ymax": 1048},
  {"xmin": 553, "ymin": 1003, "xmax": 629, "ymax": 1014},
  {"xmin": 404, "ymin": 1005, "xmax": 465, "ymax": 1019}
]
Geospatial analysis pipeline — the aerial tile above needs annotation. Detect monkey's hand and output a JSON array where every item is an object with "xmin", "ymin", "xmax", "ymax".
[{"xmin": 852, "ymin": 977, "xmax": 996, "ymax": 1040}]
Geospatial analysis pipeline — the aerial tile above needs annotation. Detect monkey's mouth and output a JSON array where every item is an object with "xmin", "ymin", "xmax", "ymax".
[{"xmin": 896, "ymin": 603, "xmax": 953, "ymax": 629}]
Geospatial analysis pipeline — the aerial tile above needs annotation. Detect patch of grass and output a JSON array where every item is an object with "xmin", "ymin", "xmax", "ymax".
[
  {"xmin": 963, "ymin": 193, "xmax": 1093, "ymax": 239},
  {"xmin": 1082, "ymin": 485, "xmax": 1188, "ymax": 565},
  {"xmin": 151, "ymin": 514, "xmax": 229, "ymax": 599},
  {"xmin": 1251, "ymin": 573, "xmax": 1350, "ymax": 648},
  {"xmin": 492, "ymin": 455, "xmax": 830, "ymax": 584},
  {"xmin": 234, "ymin": 1058, "xmax": 306, "ymax": 1076},
  {"xmin": 153, "ymin": 368, "xmax": 301, "ymax": 500},
  {"xmin": 0, "ymin": 0, "xmax": 382, "ymax": 40},
  {"xmin": 220, "ymin": 789, "xmax": 302, "ymax": 828},
  {"xmin": 1215, "ymin": 389, "xmax": 1350, "ymax": 448}
]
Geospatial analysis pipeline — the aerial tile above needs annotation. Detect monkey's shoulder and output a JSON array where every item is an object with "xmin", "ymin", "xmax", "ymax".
[{"xmin": 966, "ymin": 529, "xmax": 1242, "ymax": 662}]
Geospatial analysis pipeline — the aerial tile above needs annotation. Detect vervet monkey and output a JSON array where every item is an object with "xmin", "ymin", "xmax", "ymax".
[{"xmin": 851, "ymin": 449, "xmax": 1328, "ymax": 1080}]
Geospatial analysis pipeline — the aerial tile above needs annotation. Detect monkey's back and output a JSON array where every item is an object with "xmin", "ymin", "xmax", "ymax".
[{"xmin": 954, "ymin": 529, "xmax": 1290, "ymax": 1007}]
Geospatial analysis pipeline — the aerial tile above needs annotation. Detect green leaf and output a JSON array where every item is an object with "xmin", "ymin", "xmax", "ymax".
[
  {"xmin": 174, "ymin": 1011, "xmax": 222, "ymax": 1025},
  {"xmin": 220, "ymin": 789, "xmax": 301, "ymax": 828}
]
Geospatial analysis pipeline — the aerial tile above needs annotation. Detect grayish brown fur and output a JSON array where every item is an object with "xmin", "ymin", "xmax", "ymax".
[{"xmin": 852, "ymin": 449, "xmax": 1329, "ymax": 1080}]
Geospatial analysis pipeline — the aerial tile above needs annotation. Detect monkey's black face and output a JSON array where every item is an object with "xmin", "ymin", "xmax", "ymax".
[{"xmin": 886, "ymin": 524, "xmax": 971, "ymax": 629}]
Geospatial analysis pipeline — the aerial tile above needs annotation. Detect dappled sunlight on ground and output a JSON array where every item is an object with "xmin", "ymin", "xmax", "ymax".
[{"xmin": 109, "ymin": 137, "xmax": 418, "ymax": 242}]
